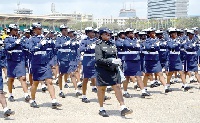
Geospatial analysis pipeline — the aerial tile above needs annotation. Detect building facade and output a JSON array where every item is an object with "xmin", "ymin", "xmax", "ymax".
[{"xmin": 148, "ymin": 0, "xmax": 188, "ymax": 19}]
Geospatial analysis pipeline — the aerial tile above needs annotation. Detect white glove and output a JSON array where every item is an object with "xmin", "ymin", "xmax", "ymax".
[
  {"xmin": 90, "ymin": 43, "xmax": 96, "ymax": 49},
  {"xmin": 41, "ymin": 40, "xmax": 47, "ymax": 45},
  {"xmin": 112, "ymin": 58, "xmax": 122, "ymax": 65},
  {"xmin": 136, "ymin": 43, "xmax": 140, "ymax": 47},
  {"xmin": 192, "ymin": 43, "xmax": 196, "ymax": 47},
  {"xmin": 48, "ymin": 40, "xmax": 52, "ymax": 44},
  {"xmin": 163, "ymin": 41, "xmax": 167, "ymax": 45},
  {"xmin": 15, "ymin": 39, "xmax": 21, "ymax": 44},
  {"xmin": 72, "ymin": 41, "xmax": 77, "ymax": 46},
  {"xmin": 64, "ymin": 41, "xmax": 70, "ymax": 45}
]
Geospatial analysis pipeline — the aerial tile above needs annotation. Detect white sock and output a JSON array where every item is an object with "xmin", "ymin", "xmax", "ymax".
[
  {"xmin": 190, "ymin": 77, "xmax": 193, "ymax": 81},
  {"xmin": 52, "ymin": 99, "xmax": 57, "ymax": 103},
  {"xmin": 133, "ymin": 82, "xmax": 137, "ymax": 86},
  {"xmin": 56, "ymin": 74, "xmax": 59, "ymax": 78},
  {"xmin": 100, "ymin": 107, "xmax": 105, "ymax": 111},
  {"xmin": 166, "ymin": 84, "xmax": 170, "ymax": 87},
  {"xmin": 9, "ymin": 93, "xmax": 13, "ymax": 97},
  {"xmin": 150, "ymin": 81, "xmax": 154, "ymax": 84},
  {"xmin": 77, "ymin": 82, "xmax": 82, "ymax": 85},
  {"xmin": 120, "ymin": 105, "xmax": 127, "ymax": 111},
  {"xmin": 92, "ymin": 86, "xmax": 96, "ymax": 89},
  {"xmin": 82, "ymin": 95, "xmax": 86, "ymax": 98},
  {"xmin": 3, "ymin": 107, "xmax": 9, "ymax": 113},
  {"xmin": 123, "ymin": 91, "xmax": 128, "ymax": 94},
  {"xmin": 30, "ymin": 100, "xmax": 35, "ymax": 103},
  {"xmin": 165, "ymin": 85, "xmax": 169, "ymax": 89},
  {"xmin": 52, "ymin": 76, "xmax": 55, "ymax": 79},
  {"xmin": 24, "ymin": 93, "xmax": 29, "ymax": 98},
  {"xmin": 184, "ymin": 84, "xmax": 188, "ymax": 88},
  {"xmin": 142, "ymin": 89, "xmax": 146, "ymax": 93},
  {"xmin": 42, "ymin": 84, "xmax": 46, "ymax": 88},
  {"xmin": 107, "ymin": 86, "xmax": 111, "ymax": 88}
]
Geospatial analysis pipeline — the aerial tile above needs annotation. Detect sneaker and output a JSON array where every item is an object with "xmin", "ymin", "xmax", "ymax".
[
  {"xmin": 150, "ymin": 83, "xmax": 158, "ymax": 88},
  {"xmin": 67, "ymin": 80, "xmax": 71, "ymax": 83},
  {"xmin": 92, "ymin": 88, "xmax": 97, "ymax": 93},
  {"xmin": 77, "ymin": 83, "xmax": 82, "ymax": 88},
  {"xmin": 42, "ymin": 87, "xmax": 47, "ymax": 92},
  {"xmin": 64, "ymin": 83, "xmax": 70, "ymax": 88},
  {"xmin": 82, "ymin": 98, "xmax": 90, "ymax": 103},
  {"xmin": 170, "ymin": 81, "xmax": 176, "ymax": 84},
  {"xmin": 133, "ymin": 85, "xmax": 139, "ymax": 90},
  {"xmin": 184, "ymin": 86, "xmax": 191, "ymax": 92},
  {"xmin": 154, "ymin": 81, "xmax": 161, "ymax": 86},
  {"xmin": 59, "ymin": 92, "xmax": 65, "ymax": 98},
  {"xmin": 141, "ymin": 92, "xmax": 151, "ymax": 98},
  {"xmin": 25, "ymin": 95, "xmax": 31, "ymax": 102},
  {"xmin": 76, "ymin": 92, "xmax": 82, "ymax": 97},
  {"xmin": 12, "ymin": 85, "xmax": 15, "ymax": 89},
  {"xmin": 123, "ymin": 93, "xmax": 132, "ymax": 98},
  {"xmin": 55, "ymin": 80, "xmax": 59, "ymax": 86},
  {"xmin": 99, "ymin": 110, "xmax": 109, "ymax": 117},
  {"xmin": 30, "ymin": 101, "xmax": 39, "ymax": 108},
  {"xmin": 104, "ymin": 96, "xmax": 111, "ymax": 101},
  {"xmin": 8, "ymin": 96, "xmax": 15, "ymax": 102},
  {"xmin": 52, "ymin": 102, "xmax": 62, "ymax": 109},
  {"xmin": 4, "ymin": 109, "xmax": 15, "ymax": 118},
  {"xmin": 165, "ymin": 88, "xmax": 172, "ymax": 93},
  {"xmin": 121, "ymin": 108, "xmax": 133, "ymax": 116}
]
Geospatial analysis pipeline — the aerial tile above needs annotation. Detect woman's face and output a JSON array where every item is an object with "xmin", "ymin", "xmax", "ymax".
[
  {"xmin": 101, "ymin": 32, "xmax": 110, "ymax": 41},
  {"xmin": 34, "ymin": 28, "xmax": 42, "ymax": 35}
]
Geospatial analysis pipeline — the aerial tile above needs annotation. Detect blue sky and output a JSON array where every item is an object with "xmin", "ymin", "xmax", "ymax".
[{"xmin": 0, "ymin": 0, "xmax": 199, "ymax": 19}]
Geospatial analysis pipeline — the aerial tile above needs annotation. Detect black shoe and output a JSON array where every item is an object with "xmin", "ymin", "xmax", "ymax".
[
  {"xmin": 190, "ymin": 80, "xmax": 196, "ymax": 83},
  {"xmin": 121, "ymin": 108, "xmax": 133, "ymax": 116},
  {"xmin": 25, "ymin": 95, "xmax": 31, "ymax": 102},
  {"xmin": 170, "ymin": 81, "xmax": 176, "ymax": 84},
  {"xmin": 141, "ymin": 92, "xmax": 151, "ymax": 98},
  {"xmin": 8, "ymin": 96, "xmax": 15, "ymax": 102},
  {"xmin": 104, "ymin": 96, "xmax": 111, "ymax": 101},
  {"xmin": 133, "ymin": 85, "xmax": 139, "ymax": 90},
  {"xmin": 150, "ymin": 83, "xmax": 158, "ymax": 88},
  {"xmin": 76, "ymin": 92, "xmax": 82, "ymax": 97},
  {"xmin": 42, "ymin": 87, "xmax": 47, "ymax": 92},
  {"xmin": 184, "ymin": 86, "xmax": 191, "ymax": 91},
  {"xmin": 52, "ymin": 102, "xmax": 62, "ymax": 109},
  {"xmin": 165, "ymin": 88, "xmax": 172, "ymax": 93},
  {"xmin": 123, "ymin": 93, "xmax": 132, "ymax": 98},
  {"xmin": 77, "ymin": 83, "xmax": 82, "ymax": 88},
  {"xmin": 92, "ymin": 88, "xmax": 97, "ymax": 93},
  {"xmin": 99, "ymin": 110, "xmax": 109, "ymax": 117},
  {"xmin": 4, "ymin": 109, "xmax": 15, "ymax": 118},
  {"xmin": 12, "ymin": 85, "xmax": 15, "ymax": 89},
  {"xmin": 30, "ymin": 101, "xmax": 39, "ymax": 108},
  {"xmin": 106, "ymin": 88, "xmax": 113, "ymax": 92},
  {"xmin": 154, "ymin": 81, "xmax": 161, "ymax": 86},
  {"xmin": 55, "ymin": 80, "xmax": 59, "ymax": 86},
  {"xmin": 82, "ymin": 98, "xmax": 90, "ymax": 103},
  {"xmin": 59, "ymin": 92, "xmax": 65, "ymax": 98},
  {"xmin": 67, "ymin": 80, "xmax": 71, "ymax": 83},
  {"xmin": 64, "ymin": 83, "xmax": 70, "ymax": 88}
]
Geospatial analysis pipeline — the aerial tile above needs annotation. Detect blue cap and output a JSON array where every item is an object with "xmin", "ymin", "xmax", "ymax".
[{"xmin": 99, "ymin": 27, "xmax": 111, "ymax": 35}]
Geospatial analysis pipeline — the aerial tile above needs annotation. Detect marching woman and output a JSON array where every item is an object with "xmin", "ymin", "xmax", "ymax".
[
  {"xmin": 4, "ymin": 24, "xmax": 30, "ymax": 102},
  {"xmin": 184, "ymin": 30, "xmax": 200, "ymax": 86},
  {"xmin": 123, "ymin": 28, "xmax": 151, "ymax": 98},
  {"xmin": 166, "ymin": 28, "xmax": 190, "ymax": 91},
  {"xmin": 95, "ymin": 27, "xmax": 133, "ymax": 117},
  {"xmin": 28, "ymin": 22, "xmax": 61, "ymax": 109}
]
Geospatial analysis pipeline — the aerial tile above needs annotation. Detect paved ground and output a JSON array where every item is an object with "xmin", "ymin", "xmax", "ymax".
[{"xmin": 0, "ymin": 73, "xmax": 200, "ymax": 123}]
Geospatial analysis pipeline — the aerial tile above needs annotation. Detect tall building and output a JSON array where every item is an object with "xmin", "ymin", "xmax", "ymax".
[
  {"xmin": 119, "ymin": 9, "xmax": 136, "ymax": 18},
  {"xmin": 148, "ymin": 0, "xmax": 188, "ymax": 19},
  {"xmin": 14, "ymin": 8, "xmax": 33, "ymax": 15}
]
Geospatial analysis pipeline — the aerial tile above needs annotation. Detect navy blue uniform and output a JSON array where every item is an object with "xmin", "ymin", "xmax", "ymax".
[
  {"xmin": 4, "ymin": 36, "xmax": 26, "ymax": 78},
  {"xmin": 166, "ymin": 38, "xmax": 183, "ymax": 71},
  {"xmin": 80, "ymin": 37, "xmax": 96, "ymax": 78},
  {"xmin": 28, "ymin": 35, "xmax": 52, "ymax": 81},
  {"xmin": 159, "ymin": 38, "xmax": 168, "ymax": 68},
  {"xmin": 123, "ymin": 38, "xmax": 142, "ymax": 76},
  {"xmin": 143, "ymin": 38, "xmax": 162, "ymax": 73},
  {"xmin": 184, "ymin": 39, "xmax": 198, "ymax": 72}
]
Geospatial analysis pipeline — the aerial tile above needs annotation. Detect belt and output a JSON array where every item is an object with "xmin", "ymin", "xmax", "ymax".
[
  {"xmin": 160, "ymin": 49, "xmax": 167, "ymax": 51},
  {"xmin": 84, "ymin": 54, "xmax": 95, "ymax": 56},
  {"xmin": 143, "ymin": 51, "xmax": 159, "ymax": 54},
  {"xmin": 186, "ymin": 52, "xmax": 196, "ymax": 54},
  {"xmin": 46, "ymin": 48, "xmax": 52, "ymax": 50},
  {"xmin": 120, "ymin": 51, "xmax": 139, "ymax": 54},
  {"xmin": 34, "ymin": 51, "xmax": 46, "ymax": 55},
  {"xmin": 170, "ymin": 51, "xmax": 180, "ymax": 54},
  {"xmin": 58, "ymin": 49, "xmax": 71, "ymax": 52},
  {"xmin": 10, "ymin": 50, "xmax": 23, "ymax": 53}
]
